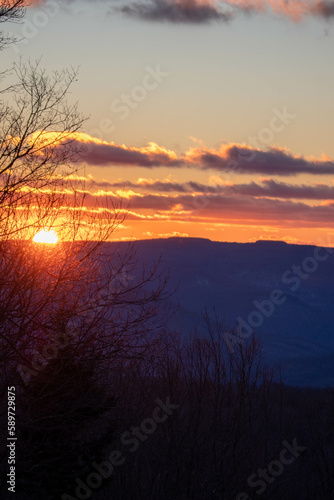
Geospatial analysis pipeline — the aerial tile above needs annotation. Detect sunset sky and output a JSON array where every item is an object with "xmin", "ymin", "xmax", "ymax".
[{"xmin": 4, "ymin": 0, "xmax": 334, "ymax": 245}]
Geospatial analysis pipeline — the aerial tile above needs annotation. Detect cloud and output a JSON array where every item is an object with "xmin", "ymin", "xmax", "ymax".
[
  {"xmin": 313, "ymin": 1, "xmax": 334, "ymax": 18},
  {"xmin": 71, "ymin": 176, "xmax": 334, "ymax": 200},
  {"xmin": 88, "ymin": 178, "xmax": 217, "ymax": 193},
  {"xmin": 116, "ymin": 0, "xmax": 334, "ymax": 23},
  {"xmin": 224, "ymin": 0, "xmax": 315, "ymax": 21},
  {"xmin": 117, "ymin": 0, "xmax": 232, "ymax": 24},
  {"xmin": 57, "ymin": 173, "xmax": 334, "ymax": 229},
  {"xmin": 89, "ymin": 177, "xmax": 334, "ymax": 200},
  {"xmin": 185, "ymin": 144, "xmax": 334, "ymax": 176},
  {"xmin": 81, "ymin": 189, "xmax": 334, "ymax": 227},
  {"xmin": 61, "ymin": 133, "xmax": 180, "ymax": 167},
  {"xmin": 238, "ymin": 179, "xmax": 334, "ymax": 199},
  {"xmin": 116, "ymin": 179, "xmax": 191, "ymax": 192},
  {"xmin": 27, "ymin": 0, "xmax": 334, "ymax": 23},
  {"xmin": 48, "ymin": 132, "xmax": 334, "ymax": 177}
]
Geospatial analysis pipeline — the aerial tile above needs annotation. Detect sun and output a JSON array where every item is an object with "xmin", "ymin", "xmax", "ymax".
[{"xmin": 33, "ymin": 229, "xmax": 59, "ymax": 245}]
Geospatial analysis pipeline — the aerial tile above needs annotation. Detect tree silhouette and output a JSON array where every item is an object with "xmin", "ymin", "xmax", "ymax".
[
  {"xmin": 0, "ymin": 5, "xmax": 170, "ymax": 498},
  {"xmin": 0, "ymin": 1, "xmax": 25, "ymax": 51}
]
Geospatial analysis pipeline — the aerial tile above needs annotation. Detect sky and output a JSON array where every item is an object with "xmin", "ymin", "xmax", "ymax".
[{"xmin": 3, "ymin": 0, "xmax": 334, "ymax": 245}]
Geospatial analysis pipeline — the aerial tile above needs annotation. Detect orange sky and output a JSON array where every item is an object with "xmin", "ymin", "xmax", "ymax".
[
  {"xmin": 35, "ymin": 131, "xmax": 333, "ymax": 246},
  {"xmin": 4, "ymin": 1, "xmax": 334, "ymax": 246}
]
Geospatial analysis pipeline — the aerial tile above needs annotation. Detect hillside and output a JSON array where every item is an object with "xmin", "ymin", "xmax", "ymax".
[{"xmin": 112, "ymin": 237, "xmax": 334, "ymax": 387}]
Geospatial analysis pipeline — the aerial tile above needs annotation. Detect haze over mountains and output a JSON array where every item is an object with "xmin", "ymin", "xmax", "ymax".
[{"xmin": 113, "ymin": 237, "xmax": 334, "ymax": 388}]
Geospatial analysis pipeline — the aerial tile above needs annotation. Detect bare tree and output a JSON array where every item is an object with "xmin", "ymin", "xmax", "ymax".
[
  {"xmin": 0, "ymin": 59, "xmax": 86, "ymax": 238},
  {"xmin": 0, "ymin": 7, "xmax": 171, "ymax": 499},
  {"xmin": 0, "ymin": 1, "xmax": 25, "ymax": 51},
  {"xmin": 105, "ymin": 315, "xmax": 274, "ymax": 500}
]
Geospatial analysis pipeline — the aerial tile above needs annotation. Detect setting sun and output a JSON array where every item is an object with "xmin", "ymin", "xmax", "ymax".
[{"xmin": 33, "ymin": 229, "xmax": 59, "ymax": 245}]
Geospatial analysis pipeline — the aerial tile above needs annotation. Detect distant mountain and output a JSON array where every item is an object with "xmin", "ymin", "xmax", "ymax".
[{"xmin": 108, "ymin": 237, "xmax": 334, "ymax": 388}]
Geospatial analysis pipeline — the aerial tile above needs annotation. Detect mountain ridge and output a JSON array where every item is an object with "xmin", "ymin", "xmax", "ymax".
[{"xmin": 105, "ymin": 237, "xmax": 334, "ymax": 387}]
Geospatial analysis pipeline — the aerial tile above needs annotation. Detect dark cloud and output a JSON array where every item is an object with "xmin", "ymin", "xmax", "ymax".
[
  {"xmin": 217, "ymin": 180, "xmax": 334, "ymax": 200},
  {"xmin": 117, "ymin": 0, "xmax": 232, "ymax": 24},
  {"xmin": 314, "ymin": 1, "xmax": 334, "ymax": 18},
  {"xmin": 29, "ymin": 0, "xmax": 334, "ymax": 23},
  {"xmin": 65, "ymin": 137, "xmax": 179, "ymax": 168},
  {"xmin": 117, "ymin": 180, "xmax": 190, "ymax": 192},
  {"xmin": 63, "ymin": 173, "xmax": 334, "ymax": 227},
  {"xmin": 245, "ymin": 180, "xmax": 334, "ymax": 200},
  {"xmin": 82, "ymin": 189, "xmax": 334, "ymax": 226},
  {"xmin": 191, "ymin": 145, "xmax": 334, "ymax": 176},
  {"xmin": 116, "ymin": 0, "xmax": 334, "ymax": 24},
  {"xmin": 78, "ymin": 142, "xmax": 178, "ymax": 167},
  {"xmin": 59, "ymin": 134, "xmax": 334, "ymax": 177},
  {"xmin": 94, "ymin": 179, "xmax": 218, "ymax": 193},
  {"xmin": 85, "ymin": 178, "xmax": 334, "ymax": 200}
]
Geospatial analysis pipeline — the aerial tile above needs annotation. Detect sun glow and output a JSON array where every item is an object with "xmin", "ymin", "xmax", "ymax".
[{"xmin": 33, "ymin": 229, "xmax": 59, "ymax": 245}]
